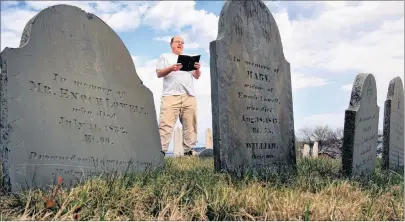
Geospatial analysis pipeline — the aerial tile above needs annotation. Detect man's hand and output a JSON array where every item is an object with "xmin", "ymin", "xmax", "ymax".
[
  {"xmin": 194, "ymin": 62, "xmax": 201, "ymax": 70},
  {"xmin": 171, "ymin": 63, "xmax": 183, "ymax": 71},
  {"xmin": 193, "ymin": 62, "xmax": 201, "ymax": 79}
]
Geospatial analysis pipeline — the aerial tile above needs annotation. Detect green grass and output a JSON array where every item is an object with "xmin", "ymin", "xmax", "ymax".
[{"xmin": 0, "ymin": 157, "xmax": 403, "ymax": 220}]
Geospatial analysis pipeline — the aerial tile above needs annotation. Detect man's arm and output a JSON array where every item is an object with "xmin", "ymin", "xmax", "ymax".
[
  {"xmin": 156, "ymin": 63, "xmax": 183, "ymax": 78},
  {"xmin": 192, "ymin": 69, "xmax": 201, "ymax": 79},
  {"xmin": 156, "ymin": 67, "xmax": 173, "ymax": 78}
]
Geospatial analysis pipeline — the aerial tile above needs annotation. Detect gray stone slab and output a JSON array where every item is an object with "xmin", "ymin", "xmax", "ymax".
[
  {"xmin": 210, "ymin": 0, "xmax": 296, "ymax": 178},
  {"xmin": 312, "ymin": 142, "xmax": 319, "ymax": 158},
  {"xmin": 302, "ymin": 144, "xmax": 310, "ymax": 157},
  {"xmin": 0, "ymin": 4, "xmax": 163, "ymax": 192},
  {"xmin": 382, "ymin": 77, "xmax": 404, "ymax": 171},
  {"xmin": 199, "ymin": 149, "xmax": 214, "ymax": 158},
  {"xmin": 342, "ymin": 73, "xmax": 379, "ymax": 177},
  {"xmin": 205, "ymin": 128, "xmax": 213, "ymax": 149}
]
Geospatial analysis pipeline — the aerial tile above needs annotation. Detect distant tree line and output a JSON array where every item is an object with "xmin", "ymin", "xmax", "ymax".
[{"xmin": 296, "ymin": 125, "xmax": 383, "ymax": 153}]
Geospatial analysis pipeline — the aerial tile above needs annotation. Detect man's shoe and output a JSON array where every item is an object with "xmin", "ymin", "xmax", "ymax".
[{"xmin": 184, "ymin": 150, "xmax": 193, "ymax": 156}]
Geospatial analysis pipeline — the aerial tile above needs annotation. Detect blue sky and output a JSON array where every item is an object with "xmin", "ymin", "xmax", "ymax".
[{"xmin": 1, "ymin": 1, "xmax": 404, "ymax": 151}]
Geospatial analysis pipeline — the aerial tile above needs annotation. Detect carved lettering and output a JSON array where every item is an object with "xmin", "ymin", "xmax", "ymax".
[{"xmin": 246, "ymin": 142, "xmax": 278, "ymax": 149}]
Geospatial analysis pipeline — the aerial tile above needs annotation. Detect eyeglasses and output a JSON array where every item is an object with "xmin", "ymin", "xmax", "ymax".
[{"xmin": 173, "ymin": 41, "xmax": 185, "ymax": 44}]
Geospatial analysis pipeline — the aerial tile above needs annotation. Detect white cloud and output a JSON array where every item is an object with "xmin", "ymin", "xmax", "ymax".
[
  {"xmin": 143, "ymin": 1, "xmax": 218, "ymax": 53},
  {"xmin": 291, "ymin": 72, "xmax": 330, "ymax": 91},
  {"xmin": 266, "ymin": 1, "xmax": 403, "ymax": 131},
  {"xmin": 299, "ymin": 112, "xmax": 345, "ymax": 130},
  {"xmin": 341, "ymin": 84, "xmax": 352, "ymax": 92}
]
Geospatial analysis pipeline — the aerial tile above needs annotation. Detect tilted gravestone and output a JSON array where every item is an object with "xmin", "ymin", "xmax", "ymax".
[
  {"xmin": 173, "ymin": 127, "xmax": 184, "ymax": 157},
  {"xmin": 342, "ymin": 73, "xmax": 379, "ymax": 177},
  {"xmin": 382, "ymin": 77, "xmax": 404, "ymax": 171},
  {"xmin": 312, "ymin": 142, "xmax": 319, "ymax": 158},
  {"xmin": 210, "ymin": 0, "xmax": 296, "ymax": 177},
  {"xmin": 0, "ymin": 4, "xmax": 163, "ymax": 192}
]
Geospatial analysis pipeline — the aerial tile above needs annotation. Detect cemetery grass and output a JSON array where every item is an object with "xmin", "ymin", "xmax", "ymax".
[{"xmin": 0, "ymin": 157, "xmax": 403, "ymax": 221}]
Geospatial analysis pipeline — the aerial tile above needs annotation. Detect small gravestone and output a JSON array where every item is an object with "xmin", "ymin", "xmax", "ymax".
[
  {"xmin": 382, "ymin": 77, "xmax": 404, "ymax": 171},
  {"xmin": 342, "ymin": 73, "xmax": 379, "ymax": 177},
  {"xmin": 210, "ymin": 0, "xmax": 296, "ymax": 177},
  {"xmin": 0, "ymin": 4, "xmax": 163, "ymax": 192},
  {"xmin": 312, "ymin": 142, "xmax": 319, "ymax": 158},
  {"xmin": 302, "ymin": 144, "xmax": 310, "ymax": 157},
  {"xmin": 173, "ymin": 127, "xmax": 183, "ymax": 157},
  {"xmin": 205, "ymin": 128, "xmax": 213, "ymax": 149}
]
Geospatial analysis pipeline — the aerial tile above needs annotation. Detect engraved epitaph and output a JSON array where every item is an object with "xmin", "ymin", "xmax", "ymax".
[
  {"xmin": 342, "ymin": 73, "xmax": 379, "ymax": 177},
  {"xmin": 0, "ymin": 5, "xmax": 163, "ymax": 192},
  {"xmin": 382, "ymin": 77, "xmax": 404, "ymax": 171},
  {"xmin": 210, "ymin": 0, "xmax": 296, "ymax": 177}
]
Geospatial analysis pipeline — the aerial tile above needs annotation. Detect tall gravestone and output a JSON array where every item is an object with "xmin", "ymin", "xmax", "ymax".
[
  {"xmin": 0, "ymin": 4, "xmax": 163, "ymax": 192},
  {"xmin": 210, "ymin": 0, "xmax": 296, "ymax": 177},
  {"xmin": 312, "ymin": 142, "xmax": 319, "ymax": 158},
  {"xmin": 302, "ymin": 144, "xmax": 310, "ymax": 157},
  {"xmin": 382, "ymin": 77, "xmax": 404, "ymax": 171},
  {"xmin": 205, "ymin": 128, "xmax": 213, "ymax": 149},
  {"xmin": 342, "ymin": 73, "xmax": 379, "ymax": 177}
]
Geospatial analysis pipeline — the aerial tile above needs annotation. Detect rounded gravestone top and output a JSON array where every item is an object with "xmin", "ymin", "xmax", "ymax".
[
  {"xmin": 386, "ymin": 77, "xmax": 404, "ymax": 100},
  {"xmin": 3, "ymin": 4, "xmax": 143, "ymax": 87},
  {"xmin": 348, "ymin": 73, "xmax": 377, "ymax": 110},
  {"xmin": 215, "ymin": 0, "xmax": 285, "ymax": 60}
]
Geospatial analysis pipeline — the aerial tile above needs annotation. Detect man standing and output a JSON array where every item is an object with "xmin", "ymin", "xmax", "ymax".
[{"xmin": 156, "ymin": 36, "xmax": 201, "ymax": 156}]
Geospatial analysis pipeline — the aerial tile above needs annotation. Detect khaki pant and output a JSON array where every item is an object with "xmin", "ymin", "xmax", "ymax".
[{"xmin": 158, "ymin": 94, "xmax": 197, "ymax": 153}]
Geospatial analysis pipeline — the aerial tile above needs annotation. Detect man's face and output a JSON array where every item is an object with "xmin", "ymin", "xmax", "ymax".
[{"xmin": 171, "ymin": 37, "xmax": 184, "ymax": 54}]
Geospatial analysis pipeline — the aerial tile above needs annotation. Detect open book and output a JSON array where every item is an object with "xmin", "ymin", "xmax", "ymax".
[{"xmin": 177, "ymin": 54, "xmax": 201, "ymax": 71}]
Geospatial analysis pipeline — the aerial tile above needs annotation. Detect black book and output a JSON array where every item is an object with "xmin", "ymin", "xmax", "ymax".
[{"xmin": 177, "ymin": 54, "xmax": 201, "ymax": 71}]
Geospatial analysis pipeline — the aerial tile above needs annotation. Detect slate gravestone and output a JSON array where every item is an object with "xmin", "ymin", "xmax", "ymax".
[
  {"xmin": 342, "ymin": 73, "xmax": 379, "ymax": 177},
  {"xmin": 382, "ymin": 77, "xmax": 404, "ymax": 171},
  {"xmin": 205, "ymin": 128, "xmax": 213, "ymax": 149},
  {"xmin": 0, "ymin": 4, "xmax": 163, "ymax": 192},
  {"xmin": 210, "ymin": 0, "xmax": 296, "ymax": 177},
  {"xmin": 173, "ymin": 127, "xmax": 183, "ymax": 157},
  {"xmin": 312, "ymin": 142, "xmax": 319, "ymax": 158}
]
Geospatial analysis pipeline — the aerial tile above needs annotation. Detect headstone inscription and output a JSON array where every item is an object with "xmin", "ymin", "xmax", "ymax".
[
  {"xmin": 210, "ymin": 0, "xmax": 296, "ymax": 177},
  {"xmin": 0, "ymin": 4, "xmax": 163, "ymax": 192},
  {"xmin": 382, "ymin": 77, "xmax": 404, "ymax": 171},
  {"xmin": 173, "ymin": 127, "xmax": 184, "ymax": 157},
  {"xmin": 342, "ymin": 73, "xmax": 379, "ymax": 177}
]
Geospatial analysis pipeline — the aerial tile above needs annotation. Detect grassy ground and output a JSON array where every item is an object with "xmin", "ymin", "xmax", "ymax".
[{"xmin": 0, "ymin": 157, "xmax": 404, "ymax": 221}]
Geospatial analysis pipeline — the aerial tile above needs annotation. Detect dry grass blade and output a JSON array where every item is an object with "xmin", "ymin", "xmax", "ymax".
[{"xmin": 0, "ymin": 157, "xmax": 403, "ymax": 221}]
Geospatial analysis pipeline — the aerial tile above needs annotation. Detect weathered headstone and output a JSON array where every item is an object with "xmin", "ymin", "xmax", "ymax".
[
  {"xmin": 382, "ymin": 77, "xmax": 404, "ymax": 171},
  {"xmin": 0, "ymin": 4, "xmax": 163, "ymax": 192},
  {"xmin": 210, "ymin": 0, "xmax": 296, "ymax": 177},
  {"xmin": 342, "ymin": 73, "xmax": 379, "ymax": 177},
  {"xmin": 312, "ymin": 142, "xmax": 319, "ymax": 158},
  {"xmin": 205, "ymin": 128, "xmax": 213, "ymax": 149},
  {"xmin": 302, "ymin": 144, "xmax": 310, "ymax": 157},
  {"xmin": 173, "ymin": 127, "xmax": 184, "ymax": 157}
]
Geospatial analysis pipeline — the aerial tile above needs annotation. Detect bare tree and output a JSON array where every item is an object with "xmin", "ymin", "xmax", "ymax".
[
  {"xmin": 312, "ymin": 125, "xmax": 332, "ymax": 148},
  {"xmin": 299, "ymin": 127, "xmax": 313, "ymax": 144}
]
